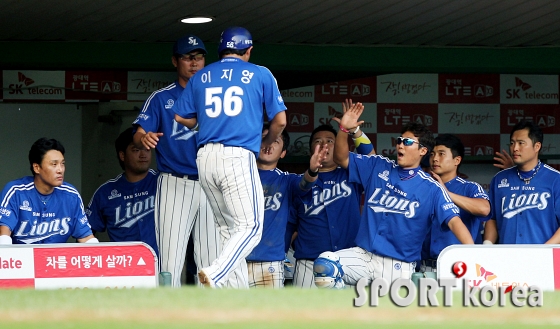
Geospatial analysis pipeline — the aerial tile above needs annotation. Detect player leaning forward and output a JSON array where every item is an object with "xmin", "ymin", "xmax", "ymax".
[
  {"xmin": 0, "ymin": 138, "xmax": 97, "ymax": 244},
  {"xmin": 174, "ymin": 27, "xmax": 287, "ymax": 288},
  {"xmin": 313, "ymin": 103, "xmax": 474, "ymax": 288}
]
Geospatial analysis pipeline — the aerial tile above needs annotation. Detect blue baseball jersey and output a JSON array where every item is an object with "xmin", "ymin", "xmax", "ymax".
[
  {"xmin": 132, "ymin": 82, "xmax": 199, "ymax": 175},
  {"xmin": 0, "ymin": 176, "xmax": 92, "ymax": 244},
  {"xmin": 349, "ymin": 153, "xmax": 461, "ymax": 263},
  {"xmin": 422, "ymin": 176, "xmax": 490, "ymax": 260},
  {"xmin": 290, "ymin": 167, "xmax": 363, "ymax": 260},
  {"xmin": 246, "ymin": 169, "xmax": 311, "ymax": 262},
  {"xmin": 489, "ymin": 164, "xmax": 560, "ymax": 244},
  {"xmin": 85, "ymin": 169, "xmax": 159, "ymax": 255},
  {"xmin": 174, "ymin": 58, "xmax": 286, "ymax": 155}
]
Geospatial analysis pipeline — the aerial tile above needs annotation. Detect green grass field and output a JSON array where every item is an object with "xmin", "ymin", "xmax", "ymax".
[{"xmin": 1, "ymin": 287, "xmax": 559, "ymax": 329}]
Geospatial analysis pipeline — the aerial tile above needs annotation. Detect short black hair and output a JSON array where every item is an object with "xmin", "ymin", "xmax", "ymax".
[
  {"xmin": 434, "ymin": 134, "xmax": 465, "ymax": 159},
  {"xmin": 115, "ymin": 127, "xmax": 134, "ymax": 170},
  {"xmin": 309, "ymin": 124, "xmax": 337, "ymax": 150},
  {"xmin": 263, "ymin": 123, "xmax": 290, "ymax": 152},
  {"xmin": 510, "ymin": 120, "xmax": 543, "ymax": 152},
  {"xmin": 219, "ymin": 48, "xmax": 248, "ymax": 59},
  {"xmin": 434, "ymin": 133, "xmax": 465, "ymax": 172},
  {"xmin": 401, "ymin": 122, "xmax": 435, "ymax": 150},
  {"xmin": 28, "ymin": 138, "xmax": 65, "ymax": 175}
]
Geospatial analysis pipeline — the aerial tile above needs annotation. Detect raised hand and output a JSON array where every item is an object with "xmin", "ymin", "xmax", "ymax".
[{"xmin": 493, "ymin": 149, "xmax": 514, "ymax": 169}]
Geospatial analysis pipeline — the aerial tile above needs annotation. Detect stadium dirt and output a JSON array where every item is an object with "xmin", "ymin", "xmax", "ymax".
[{"xmin": 1, "ymin": 287, "xmax": 559, "ymax": 328}]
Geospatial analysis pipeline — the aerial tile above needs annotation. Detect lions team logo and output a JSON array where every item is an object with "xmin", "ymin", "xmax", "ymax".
[
  {"xmin": 108, "ymin": 189, "xmax": 121, "ymax": 200},
  {"xmin": 498, "ymin": 178, "xmax": 509, "ymax": 188},
  {"xmin": 268, "ymin": 266, "xmax": 275, "ymax": 273},
  {"xmin": 165, "ymin": 99, "xmax": 174, "ymax": 109},
  {"xmin": 19, "ymin": 200, "xmax": 32, "ymax": 212},
  {"xmin": 378, "ymin": 170, "xmax": 389, "ymax": 181}
]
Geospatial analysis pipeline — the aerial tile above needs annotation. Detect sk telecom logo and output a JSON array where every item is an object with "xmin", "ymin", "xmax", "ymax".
[
  {"xmin": 505, "ymin": 77, "xmax": 532, "ymax": 99},
  {"xmin": 328, "ymin": 106, "xmax": 343, "ymax": 120},
  {"xmin": 8, "ymin": 72, "xmax": 35, "ymax": 94}
]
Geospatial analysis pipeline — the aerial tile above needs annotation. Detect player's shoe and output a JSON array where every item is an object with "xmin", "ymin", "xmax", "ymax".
[{"xmin": 198, "ymin": 269, "xmax": 215, "ymax": 288}]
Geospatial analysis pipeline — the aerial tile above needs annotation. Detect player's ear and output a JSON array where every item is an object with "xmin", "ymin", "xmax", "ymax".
[
  {"xmin": 454, "ymin": 156, "xmax": 462, "ymax": 166},
  {"xmin": 119, "ymin": 151, "xmax": 126, "ymax": 163},
  {"xmin": 245, "ymin": 46, "xmax": 253, "ymax": 59},
  {"xmin": 534, "ymin": 141, "xmax": 542, "ymax": 153},
  {"xmin": 171, "ymin": 55, "xmax": 178, "ymax": 68},
  {"xmin": 32, "ymin": 163, "xmax": 41, "ymax": 175},
  {"xmin": 280, "ymin": 150, "xmax": 287, "ymax": 159}
]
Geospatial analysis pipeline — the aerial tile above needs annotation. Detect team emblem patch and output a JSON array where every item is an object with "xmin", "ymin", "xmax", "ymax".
[
  {"xmin": 498, "ymin": 178, "xmax": 509, "ymax": 188},
  {"xmin": 394, "ymin": 263, "xmax": 401, "ymax": 270},
  {"xmin": 165, "ymin": 99, "xmax": 174, "ymax": 109},
  {"xmin": 108, "ymin": 189, "xmax": 121, "ymax": 200},
  {"xmin": 19, "ymin": 200, "xmax": 32, "ymax": 212},
  {"xmin": 268, "ymin": 266, "xmax": 275, "ymax": 273}
]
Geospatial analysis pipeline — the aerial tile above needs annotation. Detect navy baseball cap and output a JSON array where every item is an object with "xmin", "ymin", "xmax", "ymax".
[{"xmin": 173, "ymin": 35, "xmax": 207, "ymax": 55}]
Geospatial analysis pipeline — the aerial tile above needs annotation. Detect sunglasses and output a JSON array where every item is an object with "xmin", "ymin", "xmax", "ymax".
[{"xmin": 396, "ymin": 137, "xmax": 425, "ymax": 148}]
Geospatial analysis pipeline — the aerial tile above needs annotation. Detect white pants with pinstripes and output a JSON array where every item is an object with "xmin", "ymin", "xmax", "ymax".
[
  {"xmin": 155, "ymin": 173, "xmax": 200, "ymax": 287},
  {"xmin": 196, "ymin": 143, "xmax": 264, "ymax": 288},
  {"xmin": 337, "ymin": 247, "xmax": 416, "ymax": 286},
  {"xmin": 293, "ymin": 259, "xmax": 317, "ymax": 289},
  {"xmin": 247, "ymin": 261, "xmax": 284, "ymax": 288}
]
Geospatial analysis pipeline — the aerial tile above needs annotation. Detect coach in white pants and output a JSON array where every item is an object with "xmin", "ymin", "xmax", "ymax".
[{"xmin": 133, "ymin": 35, "xmax": 225, "ymax": 287}]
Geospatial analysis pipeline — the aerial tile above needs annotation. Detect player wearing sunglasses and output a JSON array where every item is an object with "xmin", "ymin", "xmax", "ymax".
[{"xmin": 312, "ymin": 102, "xmax": 474, "ymax": 289}]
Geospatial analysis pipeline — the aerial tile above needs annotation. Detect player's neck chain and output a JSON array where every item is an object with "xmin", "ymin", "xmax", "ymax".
[
  {"xmin": 38, "ymin": 192, "xmax": 53, "ymax": 205},
  {"xmin": 517, "ymin": 161, "xmax": 541, "ymax": 185},
  {"xmin": 398, "ymin": 166, "xmax": 421, "ymax": 181}
]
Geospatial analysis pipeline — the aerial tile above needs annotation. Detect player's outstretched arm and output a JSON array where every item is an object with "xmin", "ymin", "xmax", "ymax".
[
  {"xmin": 333, "ymin": 102, "xmax": 364, "ymax": 168},
  {"xmin": 493, "ymin": 149, "xmax": 514, "ymax": 169},
  {"xmin": 482, "ymin": 219, "xmax": 498, "ymax": 244},
  {"xmin": 446, "ymin": 192, "xmax": 490, "ymax": 217},
  {"xmin": 262, "ymin": 111, "xmax": 287, "ymax": 154},
  {"xmin": 448, "ymin": 216, "xmax": 474, "ymax": 244},
  {"xmin": 133, "ymin": 126, "xmax": 163, "ymax": 150},
  {"xmin": 174, "ymin": 114, "xmax": 197, "ymax": 130}
]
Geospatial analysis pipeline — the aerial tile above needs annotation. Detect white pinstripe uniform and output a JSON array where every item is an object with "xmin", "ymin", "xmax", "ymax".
[
  {"xmin": 174, "ymin": 50, "xmax": 286, "ymax": 287},
  {"xmin": 133, "ymin": 81, "xmax": 220, "ymax": 287}
]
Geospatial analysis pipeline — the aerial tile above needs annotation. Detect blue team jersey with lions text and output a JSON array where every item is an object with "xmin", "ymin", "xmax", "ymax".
[
  {"xmin": 0, "ymin": 176, "xmax": 92, "ymax": 244},
  {"xmin": 174, "ymin": 58, "xmax": 286, "ymax": 155},
  {"xmin": 489, "ymin": 164, "xmax": 560, "ymax": 244},
  {"xmin": 247, "ymin": 169, "xmax": 311, "ymax": 262},
  {"xmin": 290, "ymin": 167, "xmax": 363, "ymax": 260},
  {"xmin": 349, "ymin": 153, "xmax": 460, "ymax": 263},
  {"xmin": 85, "ymin": 170, "xmax": 159, "ymax": 255}
]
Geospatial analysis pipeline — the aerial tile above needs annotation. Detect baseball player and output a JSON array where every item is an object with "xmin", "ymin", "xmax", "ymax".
[
  {"xmin": 420, "ymin": 134, "xmax": 490, "ymax": 272},
  {"xmin": 0, "ymin": 138, "xmax": 97, "ymax": 244},
  {"xmin": 133, "ymin": 34, "xmax": 221, "ymax": 287},
  {"xmin": 289, "ymin": 101, "xmax": 376, "ymax": 288},
  {"xmin": 484, "ymin": 120, "xmax": 560, "ymax": 244},
  {"xmin": 85, "ymin": 128, "xmax": 159, "ymax": 255},
  {"xmin": 313, "ymin": 104, "xmax": 474, "ymax": 288},
  {"xmin": 246, "ymin": 125, "xmax": 327, "ymax": 288},
  {"xmin": 174, "ymin": 26, "xmax": 287, "ymax": 288}
]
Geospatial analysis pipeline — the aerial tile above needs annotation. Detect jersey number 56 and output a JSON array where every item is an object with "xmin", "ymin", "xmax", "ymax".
[{"xmin": 205, "ymin": 87, "xmax": 244, "ymax": 118}]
